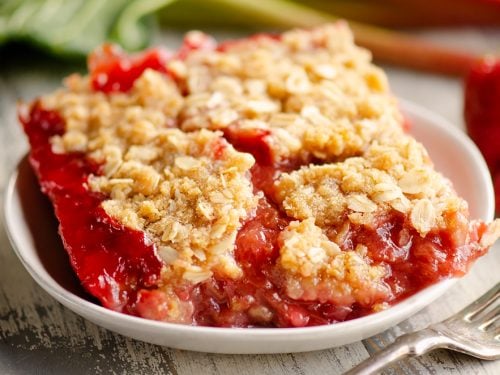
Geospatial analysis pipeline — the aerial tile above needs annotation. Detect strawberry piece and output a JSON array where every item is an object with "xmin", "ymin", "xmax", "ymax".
[{"xmin": 88, "ymin": 44, "xmax": 171, "ymax": 93}]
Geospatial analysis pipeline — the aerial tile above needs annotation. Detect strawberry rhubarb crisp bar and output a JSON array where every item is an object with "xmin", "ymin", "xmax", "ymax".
[{"xmin": 20, "ymin": 23, "xmax": 500, "ymax": 327}]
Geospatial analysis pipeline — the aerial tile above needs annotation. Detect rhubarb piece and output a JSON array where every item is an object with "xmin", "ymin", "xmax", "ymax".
[{"xmin": 20, "ymin": 24, "xmax": 499, "ymax": 327}]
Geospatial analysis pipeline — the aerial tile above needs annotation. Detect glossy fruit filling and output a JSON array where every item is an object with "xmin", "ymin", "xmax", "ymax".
[
  {"xmin": 21, "ymin": 103, "xmax": 163, "ymax": 313},
  {"xmin": 20, "ymin": 43, "xmax": 491, "ymax": 328}
]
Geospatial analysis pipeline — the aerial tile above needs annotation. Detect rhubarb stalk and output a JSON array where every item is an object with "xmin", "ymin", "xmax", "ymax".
[
  {"xmin": 216, "ymin": 0, "xmax": 480, "ymax": 76},
  {"xmin": 297, "ymin": 0, "xmax": 500, "ymax": 28},
  {"xmin": 464, "ymin": 57, "xmax": 500, "ymax": 214}
]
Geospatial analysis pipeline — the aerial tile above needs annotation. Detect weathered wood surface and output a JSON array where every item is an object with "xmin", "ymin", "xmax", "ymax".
[{"xmin": 0, "ymin": 29, "xmax": 499, "ymax": 375}]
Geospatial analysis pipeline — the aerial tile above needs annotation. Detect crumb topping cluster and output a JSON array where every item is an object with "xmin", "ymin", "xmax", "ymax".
[
  {"xmin": 172, "ymin": 24, "xmax": 402, "ymax": 162},
  {"xmin": 278, "ymin": 218, "xmax": 390, "ymax": 306},
  {"xmin": 38, "ymin": 23, "xmax": 499, "ymax": 314},
  {"xmin": 275, "ymin": 134, "xmax": 466, "ymax": 237},
  {"xmin": 44, "ymin": 71, "xmax": 258, "ymax": 284}
]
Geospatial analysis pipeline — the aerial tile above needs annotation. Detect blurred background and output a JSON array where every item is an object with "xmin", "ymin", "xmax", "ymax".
[
  {"xmin": 1, "ymin": 1, "xmax": 499, "ymax": 374},
  {"xmin": 1, "ymin": 0, "xmax": 500, "ymax": 57}
]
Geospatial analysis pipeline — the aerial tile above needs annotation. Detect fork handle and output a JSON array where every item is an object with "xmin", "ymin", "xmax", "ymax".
[{"xmin": 344, "ymin": 328, "xmax": 450, "ymax": 375}]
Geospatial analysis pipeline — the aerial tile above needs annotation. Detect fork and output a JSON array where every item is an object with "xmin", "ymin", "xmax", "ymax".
[{"xmin": 344, "ymin": 282, "xmax": 500, "ymax": 375}]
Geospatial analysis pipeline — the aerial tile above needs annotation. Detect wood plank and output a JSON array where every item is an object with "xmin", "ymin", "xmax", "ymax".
[{"xmin": 171, "ymin": 343, "xmax": 369, "ymax": 375}]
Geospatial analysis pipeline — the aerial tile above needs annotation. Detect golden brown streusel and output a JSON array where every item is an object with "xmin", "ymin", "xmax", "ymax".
[
  {"xmin": 89, "ymin": 128, "xmax": 258, "ymax": 283},
  {"xmin": 43, "ymin": 72, "xmax": 259, "ymax": 284},
  {"xmin": 173, "ymin": 23, "xmax": 403, "ymax": 162},
  {"xmin": 275, "ymin": 134, "xmax": 466, "ymax": 236},
  {"xmin": 278, "ymin": 219, "xmax": 391, "ymax": 305}
]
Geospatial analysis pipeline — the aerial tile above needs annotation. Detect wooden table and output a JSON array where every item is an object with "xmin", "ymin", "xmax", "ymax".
[{"xmin": 1, "ymin": 28, "xmax": 499, "ymax": 375}]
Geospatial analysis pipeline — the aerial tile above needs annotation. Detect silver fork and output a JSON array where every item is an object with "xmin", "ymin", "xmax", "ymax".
[{"xmin": 345, "ymin": 282, "xmax": 500, "ymax": 375}]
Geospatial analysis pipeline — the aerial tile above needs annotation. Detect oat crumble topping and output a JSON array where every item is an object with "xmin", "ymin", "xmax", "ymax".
[
  {"xmin": 174, "ymin": 23, "xmax": 403, "ymax": 162},
  {"xmin": 278, "ymin": 219, "xmax": 390, "ymax": 305},
  {"xmin": 43, "ymin": 71, "xmax": 258, "ymax": 284},
  {"xmin": 275, "ymin": 134, "xmax": 466, "ymax": 236}
]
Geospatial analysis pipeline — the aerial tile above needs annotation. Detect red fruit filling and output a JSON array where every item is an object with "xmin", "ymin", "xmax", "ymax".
[
  {"xmin": 88, "ymin": 44, "xmax": 171, "ymax": 93},
  {"xmin": 20, "ymin": 103, "xmax": 163, "ymax": 313}
]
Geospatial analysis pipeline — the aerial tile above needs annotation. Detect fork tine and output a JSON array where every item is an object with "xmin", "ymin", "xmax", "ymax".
[
  {"xmin": 453, "ymin": 282, "xmax": 500, "ymax": 322},
  {"xmin": 495, "ymin": 326, "xmax": 500, "ymax": 337},
  {"xmin": 477, "ymin": 306, "xmax": 500, "ymax": 330}
]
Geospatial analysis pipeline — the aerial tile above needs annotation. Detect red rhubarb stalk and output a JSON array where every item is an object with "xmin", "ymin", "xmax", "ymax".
[
  {"xmin": 217, "ymin": 0, "xmax": 480, "ymax": 76},
  {"xmin": 464, "ymin": 57, "xmax": 500, "ymax": 214},
  {"xmin": 299, "ymin": 0, "xmax": 500, "ymax": 28}
]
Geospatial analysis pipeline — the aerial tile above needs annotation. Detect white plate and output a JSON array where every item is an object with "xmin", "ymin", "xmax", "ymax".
[{"xmin": 3, "ymin": 100, "xmax": 495, "ymax": 354}]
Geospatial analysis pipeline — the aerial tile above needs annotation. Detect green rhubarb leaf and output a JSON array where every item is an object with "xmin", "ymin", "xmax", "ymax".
[{"xmin": 0, "ymin": 0, "xmax": 175, "ymax": 58}]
